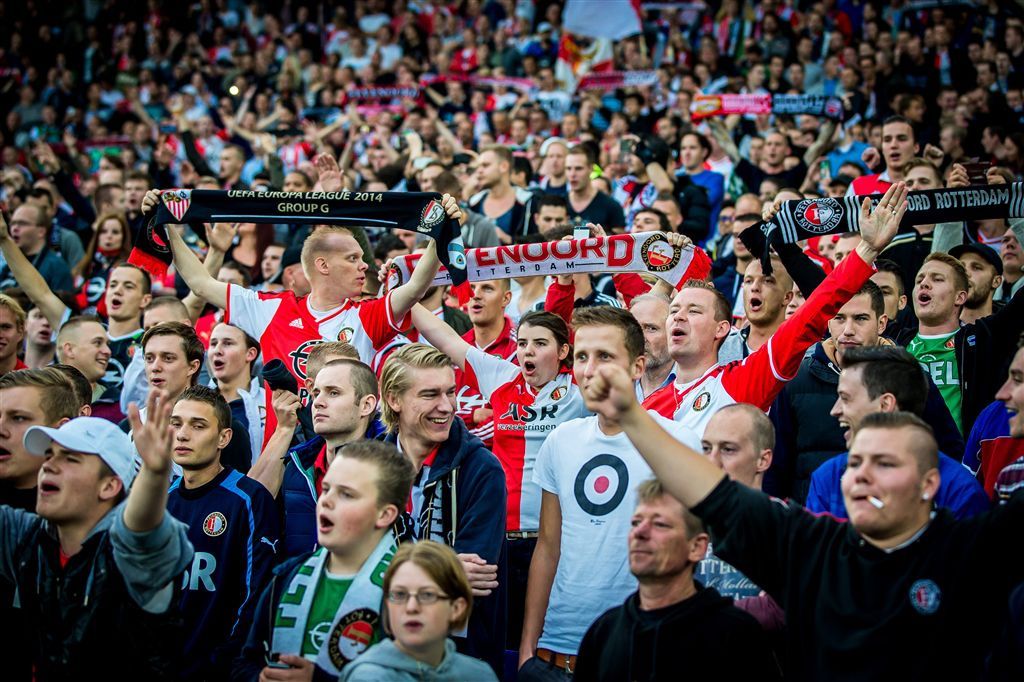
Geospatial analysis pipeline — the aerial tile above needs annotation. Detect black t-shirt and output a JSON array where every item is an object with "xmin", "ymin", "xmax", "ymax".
[
  {"xmin": 692, "ymin": 477, "xmax": 1021, "ymax": 681},
  {"xmin": 567, "ymin": 191, "xmax": 626, "ymax": 230}
]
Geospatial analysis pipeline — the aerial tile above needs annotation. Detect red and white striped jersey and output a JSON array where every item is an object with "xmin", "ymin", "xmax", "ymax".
[
  {"xmin": 454, "ymin": 317, "xmax": 518, "ymax": 448},
  {"xmin": 644, "ymin": 250, "xmax": 876, "ymax": 435},
  {"xmin": 463, "ymin": 346, "xmax": 590, "ymax": 532},
  {"xmin": 226, "ymin": 285, "xmax": 406, "ymax": 404}
]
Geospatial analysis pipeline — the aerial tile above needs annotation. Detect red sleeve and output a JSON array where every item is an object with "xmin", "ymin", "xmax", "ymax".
[
  {"xmin": 544, "ymin": 280, "xmax": 576, "ymax": 338},
  {"xmin": 356, "ymin": 292, "xmax": 405, "ymax": 349},
  {"xmin": 612, "ymin": 273, "xmax": 650, "ymax": 308},
  {"xmin": 721, "ymin": 249, "xmax": 875, "ymax": 409}
]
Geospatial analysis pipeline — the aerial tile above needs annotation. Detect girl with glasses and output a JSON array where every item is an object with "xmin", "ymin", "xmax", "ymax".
[{"xmin": 341, "ymin": 541, "xmax": 497, "ymax": 681}]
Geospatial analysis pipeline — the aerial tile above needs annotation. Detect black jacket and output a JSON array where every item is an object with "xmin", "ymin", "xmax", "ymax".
[
  {"xmin": 575, "ymin": 584, "xmax": 780, "ymax": 681},
  {"xmin": 0, "ymin": 508, "xmax": 188, "ymax": 682},
  {"xmin": 893, "ymin": 285, "xmax": 1024, "ymax": 435},
  {"xmin": 693, "ymin": 477, "xmax": 1024, "ymax": 681},
  {"xmin": 768, "ymin": 341, "xmax": 965, "ymax": 502}
]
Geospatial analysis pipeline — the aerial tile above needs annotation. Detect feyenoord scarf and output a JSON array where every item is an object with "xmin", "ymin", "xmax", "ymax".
[
  {"xmin": 692, "ymin": 93, "xmax": 845, "ymax": 121},
  {"xmin": 576, "ymin": 71, "xmax": 660, "ymax": 92},
  {"xmin": 271, "ymin": 534, "xmax": 395, "ymax": 675},
  {"xmin": 130, "ymin": 188, "xmax": 467, "ymax": 282},
  {"xmin": 739, "ymin": 183, "xmax": 1024, "ymax": 273},
  {"xmin": 386, "ymin": 232, "xmax": 713, "ymax": 290}
]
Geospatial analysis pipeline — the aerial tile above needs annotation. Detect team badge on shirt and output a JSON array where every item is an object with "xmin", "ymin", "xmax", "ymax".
[
  {"xmin": 692, "ymin": 391, "xmax": 712, "ymax": 411},
  {"xmin": 550, "ymin": 386, "xmax": 566, "ymax": 401},
  {"xmin": 329, "ymin": 609, "xmax": 378, "ymax": 666},
  {"xmin": 203, "ymin": 511, "xmax": 228, "ymax": 537},
  {"xmin": 337, "ymin": 327, "xmax": 355, "ymax": 343},
  {"xmin": 908, "ymin": 579, "xmax": 941, "ymax": 615},
  {"xmin": 574, "ymin": 454, "xmax": 630, "ymax": 516},
  {"xmin": 794, "ymin": 198, "xmax": 842, "ymax": 235}
]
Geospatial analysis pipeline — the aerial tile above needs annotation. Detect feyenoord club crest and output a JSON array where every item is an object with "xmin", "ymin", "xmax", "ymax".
[
  {"xmin": 794, "ymin": 198, "xmax": 842, "ymax": 235},
  {"xmin": 574, "ymin": 454, "xmax": 630, "ymax": 516},
  {"xmin": 550, "ymin": 386, "xmax": 566, "ymax": 401},
  {"xmin": 203, "ymin": 511, "xmax": 227, "ymax": 537},
  {"xmin": 329, "ymin": 609, "xmax": 378, "ymax": 666},
  {"xmin": 418, "ymin": 199, "xmax": 446, "ymax": 233},
  {"xmin": 692, "ymin": 391, "xmax": 712, "ymax": 411},
  {"xmin": 640, "ymin": 234, "xmax": 680, "ymax": 272},
  {"xmin": 908, "ymin": 579, "xmax": 941, "ymax": 615},
  {"xmin": 337, "ymin": 327, "xmax": 355, "ymax": 343},
  {"xmin": 161, "ymin": 189, "xmax": 192, "ymax": 222}
]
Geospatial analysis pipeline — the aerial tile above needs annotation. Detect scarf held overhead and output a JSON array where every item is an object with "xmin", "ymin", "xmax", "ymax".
[
  {"xmin": 130, "ymin": 188, "xmax": 467, "ymax": 282},
  {"xmin": 691, "ymin": 93, "xmax": 846, "ymax": 121},
  {"xmin": 739, "ymin": 183, "xmax": 1024, "ymax": 272},
  {"xmin": 386, "ymin": 232, "xmax": 712, "ymax": 290}
]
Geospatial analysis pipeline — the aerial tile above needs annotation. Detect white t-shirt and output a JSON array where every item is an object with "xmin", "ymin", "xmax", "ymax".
[{"xmin": 533, "ymin": 413, "xmax": 702, "ymax": 654}]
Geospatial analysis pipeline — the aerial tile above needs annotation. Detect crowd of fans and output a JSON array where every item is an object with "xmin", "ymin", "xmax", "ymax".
[{"xmin": 1, "ymin": 0, "xmax": 1024, "ymax": 680}]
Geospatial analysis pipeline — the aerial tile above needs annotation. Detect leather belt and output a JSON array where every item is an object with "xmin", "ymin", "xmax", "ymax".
[
  {"xmin": 506, "ymin": 531, "xmax": 539, "ymax": 539},
  {"xmin": 536, "ymin": 648, "xmax": 576, "ymax": 673}
]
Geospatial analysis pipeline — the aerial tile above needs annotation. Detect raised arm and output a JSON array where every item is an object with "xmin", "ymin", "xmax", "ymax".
[
  {"xmin": 387, "ymin": 194, "xmax": 465, "ymax": 321},
  {"xmin": 0, "ymin": 213, "xmax": 69, "ymax": 329},
  {"xmin": 143, "ymin": 189, "xmax": 229, "ymax": 309},
  {"xmin": 410, "ymin": 303, "xmax": 472, "ymax": 368},
  {"xmin": 707, "ymin": 118, "xmax": 740, "ymax": 163},
  {"xmin": 247, "ymin": 389, "xmax": 301, "ymax": 497},
  {"xmin": 182, "ymin": 221, "xmax": 236, "ymax": 322},
  {"xmin": 802, "ymin": 119, "xmax": 838, "ymax": 166},
  {"xmin": 123, "ymin": 390, "xmax": 175, "ymax": 532}
]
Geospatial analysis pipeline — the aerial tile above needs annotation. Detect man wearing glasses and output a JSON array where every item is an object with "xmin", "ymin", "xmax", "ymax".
[{"xmin": 0, "ymin": 204, "xmax": 73, "ymax": 292}]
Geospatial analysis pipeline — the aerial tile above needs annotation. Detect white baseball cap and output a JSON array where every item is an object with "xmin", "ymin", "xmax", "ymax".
[{"xmin": 24, "ymin": 418, "xmax": 137, "ymax": 490}]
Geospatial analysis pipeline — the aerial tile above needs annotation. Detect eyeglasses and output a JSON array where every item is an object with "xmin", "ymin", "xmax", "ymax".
[
  {"xmin": 718, "ymin": 215, "xmax": 734, "ymax": 223},
  {"xmin": 386, "ymin": 589, "xmax": 450, "ymax": 605}
]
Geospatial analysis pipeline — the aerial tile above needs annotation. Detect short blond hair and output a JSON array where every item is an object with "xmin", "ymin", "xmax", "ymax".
[
  {"xmin": 305, "ymin": 341, "xmax": 359, "ymax": 380},
  {"xmin": 379, "ymin": 343, "xmax": 453, "ymax": 432},
  {"xmin": 300, "ymin": 226, "xmax": 355, "ymax": 278},
  {"xmin": 0, "ymin": 294, "xmax": 26, "ymax": 331}
]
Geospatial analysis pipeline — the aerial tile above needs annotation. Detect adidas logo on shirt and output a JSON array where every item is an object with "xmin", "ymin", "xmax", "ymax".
[{"xmin": 289, "ymin": 318, "xmax": 303, "ymax": 329}]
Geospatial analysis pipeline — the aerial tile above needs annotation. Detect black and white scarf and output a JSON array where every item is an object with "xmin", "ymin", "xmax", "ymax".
[
  {"xmin": 740, "ymin": 183, "xmax": 1024, "ymax": 272},
  {"xmin": 130, "ymin": 188, "xmax": 467, "ymax": 282}
]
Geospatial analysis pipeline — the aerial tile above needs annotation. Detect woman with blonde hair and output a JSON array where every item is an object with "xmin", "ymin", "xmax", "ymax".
[{"xmin": 341, "ymin": 541, "xmax": 497, "ymax": 681}]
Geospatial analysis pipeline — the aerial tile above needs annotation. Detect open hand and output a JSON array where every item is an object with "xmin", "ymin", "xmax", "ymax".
[
  {"xmin": 314, "ymin": 153, "xmax": 343, "ymax": 192},
  {"xmin": 206, "ymin": 222, "xmax": 239, "ymax": 253},
  {"xmin": 127, "ymin": 389, "xmax": 174, "ymax": 476},
  {"xmin": 857, "ymin": 182, "xmax": 908, "ymax": 253}
]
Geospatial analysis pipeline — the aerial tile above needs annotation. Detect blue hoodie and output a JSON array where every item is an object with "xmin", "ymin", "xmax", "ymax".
[{"xmin": 805, "ymin": 451, "xmax": 990, "ymax": 520}]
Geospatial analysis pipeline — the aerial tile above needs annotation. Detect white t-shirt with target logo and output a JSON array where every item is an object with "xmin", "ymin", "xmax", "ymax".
[{"xmin": 533, "ymin": 413, "xmax": 701, "ymax": 654}]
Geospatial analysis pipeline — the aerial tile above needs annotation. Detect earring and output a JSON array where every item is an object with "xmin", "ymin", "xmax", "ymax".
[{"xmin": 921, "ymin": 493, "xmax": 930, "ymax": 501}]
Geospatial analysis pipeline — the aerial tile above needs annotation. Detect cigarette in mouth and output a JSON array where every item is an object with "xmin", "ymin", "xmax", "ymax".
[{"xmin": 867, "ymin": 496, "xmax": 885, "ymax": 509}]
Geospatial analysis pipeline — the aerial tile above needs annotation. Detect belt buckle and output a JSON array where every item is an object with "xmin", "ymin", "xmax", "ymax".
[{"xmin": 564, "ymin": 655, "xmax": 574, "ymax": 674}]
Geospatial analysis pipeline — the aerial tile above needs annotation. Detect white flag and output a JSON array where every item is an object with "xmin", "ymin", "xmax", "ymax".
[{"xmin": 562, "ymin": 0, "xmax": 643, "ymax": 40}]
